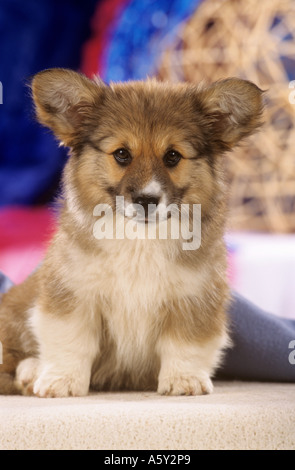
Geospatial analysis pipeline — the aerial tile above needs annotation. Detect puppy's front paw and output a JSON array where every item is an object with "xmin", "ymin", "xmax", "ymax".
[
  {"xmin": 158, "ymin": 374, "xmax": 213, "ymax": 396},
  {"xmin": 33, "ymin": 370, "xmax": 89, "ymax": 398},
  {"xmin": 15, "ymin": 357, "xmax": 40, "ymax": 396}
]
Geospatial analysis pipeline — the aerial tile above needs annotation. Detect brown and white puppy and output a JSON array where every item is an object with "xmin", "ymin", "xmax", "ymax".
[{"xmin": 0, "ymin": 69, "xmax": 263, "ymax": 397}]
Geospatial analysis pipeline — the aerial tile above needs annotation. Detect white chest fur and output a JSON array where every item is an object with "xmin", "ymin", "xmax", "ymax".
[
  {"xmin": 56, "ymin": 233, "xmax": 208, "ymax": 369},
  {"xmin": 65, "ymin": 236, "xmax": 207, "ymax": 310}
]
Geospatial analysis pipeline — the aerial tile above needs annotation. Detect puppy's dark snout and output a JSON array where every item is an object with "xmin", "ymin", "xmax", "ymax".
[{"xmin": 132, "ymin": 194, "xmax": 160, "ymax": 214}]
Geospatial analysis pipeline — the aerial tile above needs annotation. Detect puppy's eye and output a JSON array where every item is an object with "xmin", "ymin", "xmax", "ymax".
[
  {"xmin": 163, "ymin": 150, "xmax": 182, "ymax": 168},
  {"xmin": 113, "ymin": 148, "xmax": 132, "ymax": 166}
]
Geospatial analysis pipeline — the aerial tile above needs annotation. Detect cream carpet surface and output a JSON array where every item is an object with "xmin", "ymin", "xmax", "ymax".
[{"xmin": 0, "ymin": 381, "xmax": 294, "ymax": 450}]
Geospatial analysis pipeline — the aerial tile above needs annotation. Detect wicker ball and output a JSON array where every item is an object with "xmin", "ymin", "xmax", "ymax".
[{"xmin": 158, "ymin": 0, "xmax": 295, "ymax": 232}]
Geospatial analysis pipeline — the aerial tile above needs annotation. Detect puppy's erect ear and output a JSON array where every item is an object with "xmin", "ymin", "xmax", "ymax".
[
  {"xmin": 198, "ymin": 78, "xmax": 264, "ymax": 151},
  {"xmin": 31, "ymin": 68, "xmax": 105, "ymax": 146}
]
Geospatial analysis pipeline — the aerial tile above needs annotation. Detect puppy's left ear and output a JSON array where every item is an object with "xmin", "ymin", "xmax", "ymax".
[
  {"xmin": 199, "ymin": 78, "xmax": 264, "ymax": 150},
  {"xmin": 31, "ymin": 68, "xmax": 106, "ymax": 146}
]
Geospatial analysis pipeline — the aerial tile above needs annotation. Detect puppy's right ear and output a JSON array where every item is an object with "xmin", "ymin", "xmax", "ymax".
[
  {"xmin": 198, "ymin": 78, "xmax": 264, "ymax": 151},
  {"xmin": 31, "ymin": 68, "xmax": 105, "ymax": 146}
]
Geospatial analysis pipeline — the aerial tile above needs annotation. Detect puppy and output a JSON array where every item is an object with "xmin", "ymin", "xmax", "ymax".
[{"xmin": 0, "ymin": 69, "xmax": 263, "ymax": 397}]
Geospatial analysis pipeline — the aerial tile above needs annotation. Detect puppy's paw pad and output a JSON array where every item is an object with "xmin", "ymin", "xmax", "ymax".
[
  {"xmin": 15, "ymin": 357, "xmax": 40, "ymax": 396},
  {"xmin": 33, "ymin": 374, "xmax": 88, "ymax": 398},
  {"xmin": 158, "ymin": 375, "xmax": 213, "ymax": 396}
]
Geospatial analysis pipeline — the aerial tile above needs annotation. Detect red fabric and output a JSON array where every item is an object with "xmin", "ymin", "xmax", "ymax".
[
  {"xmin": 81, "ymin": 0, "xmax": 130, "ymax": 78},
  {"xmin": 0, "ymin": 207, "xmax": 56, "ymax": 284}
]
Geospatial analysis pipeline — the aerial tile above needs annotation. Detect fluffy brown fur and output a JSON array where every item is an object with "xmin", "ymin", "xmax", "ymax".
[{"xmin": 0, "ymin": 69, "xmax": 263, "ymax": 397}]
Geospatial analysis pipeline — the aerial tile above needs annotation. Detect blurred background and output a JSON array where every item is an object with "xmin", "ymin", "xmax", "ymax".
[{"xmin": 0, "ymin": 0, "xmax": 295, "ymax": 318}]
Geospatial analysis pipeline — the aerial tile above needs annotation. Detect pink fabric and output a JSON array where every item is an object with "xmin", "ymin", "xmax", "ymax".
[{"xmin": 0, "ymin": 207, "xmax": 56, "ymax": 284}]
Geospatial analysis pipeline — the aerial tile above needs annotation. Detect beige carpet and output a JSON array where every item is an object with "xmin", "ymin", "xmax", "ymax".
[{"xmin": 0, "ymin": 381, "xmax": 294, "ymax": 450}]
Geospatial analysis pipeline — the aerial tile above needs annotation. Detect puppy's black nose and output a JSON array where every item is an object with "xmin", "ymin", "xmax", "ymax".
[{"xmin": 132, "ymin": 195, "xmax": 160, "ymax": 215}]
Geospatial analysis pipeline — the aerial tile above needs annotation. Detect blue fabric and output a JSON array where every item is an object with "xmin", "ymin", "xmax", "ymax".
[
  {"xmin": 0, "ymin": 272, "xmax": 13, "ymax": 294},
  {"xmin": 0, "ymin": 0, "xmax": 97, "ymax": 206},
  {"xmin": 104, "ymin": 0, "xmax": 201, "ymax": 82},
  {"xmin": 1, "ymin": 271, "xmax": 294, "ymax": 382},
  {"xmin": 217, "ymin": 292, "xmax": 295, "ymax": 382}
]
